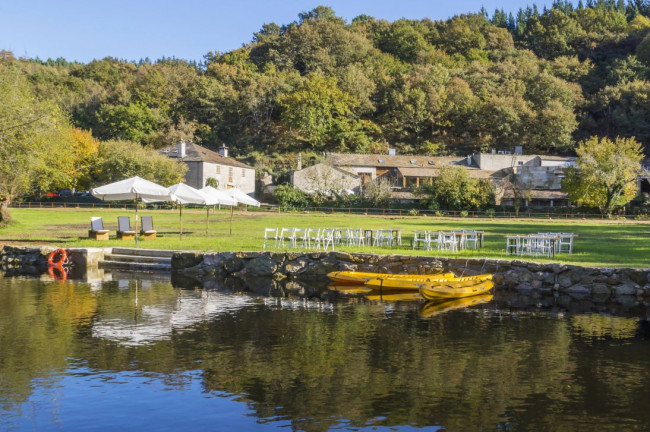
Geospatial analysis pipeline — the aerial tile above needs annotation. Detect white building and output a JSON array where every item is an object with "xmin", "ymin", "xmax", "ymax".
[{"xmin": 161, "ymin": 141, "xmax": 256, "ymax": 197}]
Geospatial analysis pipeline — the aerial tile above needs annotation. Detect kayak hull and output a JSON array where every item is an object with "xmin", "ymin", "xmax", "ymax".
[
  {"xmin": 420, "ymin": 294, "xmax": 493, "ymax": 318},
  {"xmin": 365, "ymin": 273, "xmax": 492, "ymax": 291},
  {"xmin": 419, "ymin": 280, "xmax": 494, "ymax": 300},
  {"xmin": 327, "ymin": 271, "xmax": 454, "ymax": 285}
]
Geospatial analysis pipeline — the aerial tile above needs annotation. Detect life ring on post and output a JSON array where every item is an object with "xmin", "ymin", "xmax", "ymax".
[{"xmin": 47, "ymin": 248, "xmax": 69, "ymax": 267}]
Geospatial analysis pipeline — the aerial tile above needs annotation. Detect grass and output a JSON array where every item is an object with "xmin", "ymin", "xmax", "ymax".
[{"xmin": 1, "ymin": 208, "xmax": 649, "ymax": 268}]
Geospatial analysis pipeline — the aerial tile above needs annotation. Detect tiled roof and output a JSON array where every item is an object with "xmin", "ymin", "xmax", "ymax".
[
  {"xmin": 160, "ymin": 142, "xmax": 254, "ymax": 170},
  {"xmin": 501, "ymin": 190, "xmax": 569, "ymax": 199},
  {"xmin": 396, "ymin": 167, "xmax": 497, "ymax": 179},
  {"xmin": 326, "ymin": 152, "xmax": 471, "ymax": 169}
]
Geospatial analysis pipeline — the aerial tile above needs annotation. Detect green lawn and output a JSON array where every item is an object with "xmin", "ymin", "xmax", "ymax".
[{"xmin": 1, "ymin": 208, "xmax": 649, "ymax": 268}]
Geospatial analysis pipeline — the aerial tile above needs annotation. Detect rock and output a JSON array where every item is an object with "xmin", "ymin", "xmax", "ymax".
[
  {"xmin": 285, "ymin": 258, "xmax": 309, "ymax": 274},
  {"xmin": 172, "ymin": 252, "xmax": 203, "ymax": 270},
  {"xmin": 592, "ymin": 284, "xmax": 611, "ymax": 296},
  {"xmin": 222, "ymin": 253, "xmax": 245, "ymax": 274},
  {"xmin": 615, "ymin": 282, "xmax": 638, "ymax": 296},
  {"xmin": 244, "ymin": 255, "xmax": 278, "ymax": 277},
  {"xmin": 625, "ymin": 269, "xmax": 650, "ymax": 286},
  {"xmin": 565, "ymin": 284, "xmax": 591, "ymax": 299}
]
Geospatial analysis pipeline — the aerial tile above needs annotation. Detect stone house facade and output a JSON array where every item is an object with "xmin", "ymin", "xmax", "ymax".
[{"xmin": 161, "ymin": 141, "xmax": 256, "ymax": 197}]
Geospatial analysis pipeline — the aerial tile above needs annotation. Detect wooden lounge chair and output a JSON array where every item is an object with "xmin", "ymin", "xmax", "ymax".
[
  {"xmin": 88, "ymin": 217, "xmax": 110, "ymax": 240},
  {"xmin": 139, "ymin": 216, "xmax": 157, "ymax": 240},
  {"xmin": 117, "ymin": 216, "xmax": 136, "ymax": 240}
]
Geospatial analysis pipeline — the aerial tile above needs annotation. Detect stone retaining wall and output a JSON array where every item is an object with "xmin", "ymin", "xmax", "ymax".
[
  {"xmin": 0, "ymin": 245, "xmax": 104, "ymax": 275},
  {"xmin": 173, "ymin": 251, "xmax": 650, "ymax": 301}
]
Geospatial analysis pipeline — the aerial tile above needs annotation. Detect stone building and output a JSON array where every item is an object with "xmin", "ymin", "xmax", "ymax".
[
  {"xmin": 290, "ymin": 149, "xmax": 578, "ymax": 207},
  {"xmin": 160, "ymin": 141, "xmax": 256, "ymax": 196},
  {"xmin": 290, "ymin": 163, "xmax": 361, "ymax": 195}
]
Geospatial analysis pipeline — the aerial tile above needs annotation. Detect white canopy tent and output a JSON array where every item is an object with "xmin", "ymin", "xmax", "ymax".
[
  {"xmin": 167, "ymin": 183, "xmax": 216, "ymax": 240},
  {"xmin": 91, "ymin": 176, "xmax": 175, "ymax": 243},
  {"xmin": 200, "ymin": 186, "xmax": 238, "ymax": 236},
  {"xmin": 222, "ymin": 188, "xmax": 261, "ymax": 235}
]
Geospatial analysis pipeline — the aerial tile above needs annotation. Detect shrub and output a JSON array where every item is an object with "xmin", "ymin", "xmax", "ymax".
[
  {"xmin": 460, "ymin": 210, "xmax": 469, "ymax": 217},
  {"xmin": 273, "ymin": 185, "xmax": 311, "ymax": 209},
  {"xmin": 408, "ymin": 209, "xmax": 419, "ymax": 216}
]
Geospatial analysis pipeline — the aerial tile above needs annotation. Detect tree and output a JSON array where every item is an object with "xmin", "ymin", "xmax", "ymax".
[
  {"xmin": 418, "ymin": 166, "xmax": 494, "ymax": 210},
  {"xmin": 0, "ymin": 60, "xmax": 72, "ymax": 224},
  {"xmin": 90, "ymin": 139, "xmax": 186, "ymax": 186},
  {"xmin": 563, "ymin": 136, "xmax": 645, "ymax": 216}
]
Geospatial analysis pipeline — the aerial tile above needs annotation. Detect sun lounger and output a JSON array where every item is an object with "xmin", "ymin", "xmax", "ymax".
[
  {"xmin": 139, "ymin": 216, "xmax": 157, "ymax": 240},
  {"xmin": 117, "ymin": 216, "xmax": 136, "ymax": 240},
  {"xmin": 88, "ymin": 217, "xmax": 110, "ymax": 240}
]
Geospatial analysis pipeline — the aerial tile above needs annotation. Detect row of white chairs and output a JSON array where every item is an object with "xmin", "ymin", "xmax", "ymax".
[
  {"xmin": 413, "ymin": 230, "xmax": 480, "ymax": 252},
  {"xmin": 506, "ymin": 233, "xmax": 575, "ymax": 257},
  {"xmin": 264, "ymin": 228, "xmax": 362, "ymax": 251}
]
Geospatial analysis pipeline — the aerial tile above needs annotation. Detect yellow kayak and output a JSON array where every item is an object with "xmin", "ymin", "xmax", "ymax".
[
  {"xmin": 328, "ymin": 284, "xmax": 373, "ymax": 295},
  {"xmin": 327, "ymin": 271, "xmax": 454, "ymax": 285},
  {"xmin": 365, "ymin": 273, "xmax": 492, "ymax": 291},
  {"xmin": 419, "ymin": 280, "xmax": 494, "ymax": 300},
  {"xmin": 365, "ymin": 290, "xmax": 423, "ymax": 302},
  {"xmin": 420, "ymin": 294, "xmax": 493, "ymax": 318}
]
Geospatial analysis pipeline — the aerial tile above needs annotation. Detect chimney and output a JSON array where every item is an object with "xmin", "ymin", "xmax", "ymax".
[
  {"xmin": 514, "ymin": 146, "xmax": 523, "ymax": 155},
  {"xmin": 177, "ymin": 140, "xmax": 186, "ymax": 158},
  {"xmin": 491, "ymin": 148, "xmax": 496, "ymax": 154},
  {"xmin": 218, "ymin": 144, "xmax": 229, "ymax": 158},
  {"xmin": 388, "ymin": 148, "xmax": 396, "ymax": 156},
  {"xmin": 466, "ymin": 155, "xmax": 472, "ymax": 165},
  {"xmin": 297, "ymin": 152, "xmax": 302, "ymax": 170}
]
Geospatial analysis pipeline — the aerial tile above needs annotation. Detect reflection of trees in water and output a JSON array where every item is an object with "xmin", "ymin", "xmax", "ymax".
[{"xmin": 1, "ymin": 278, "xmax": 650, "ymax": 430}]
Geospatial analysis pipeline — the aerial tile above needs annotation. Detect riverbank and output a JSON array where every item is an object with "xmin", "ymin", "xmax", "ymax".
[{"xmin": 1, "ymin": 208, "xmax": 649, "ymax": 267}]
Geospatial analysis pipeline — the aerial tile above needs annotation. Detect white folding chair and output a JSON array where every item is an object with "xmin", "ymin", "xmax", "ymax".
[
  {"xmin": 412, "ymin": 231, "xmax": 428, "ymax": 250},
  {"xmin": 559, "ymin": 233, "xmax": 574, "ymax": 253},
  {"xmin": 506, "ymin": 235, "xmax": 520, "ymax": 255},
  {"xmin": 440, "ymin": 232, "xmax": 458, "ymax": 252},
  {"xmin": 279, "ymin": 228, "xmax": 295, "ymax": 248},
  {"xmin": 263, "ymin": 228, "xmax": 278, "ymax": 249},
  {"xmin": 320, "ymin": 228, "xmax": 335, "ymax": 251},
  {"xmin": 306, "ymin": 228, "xmax": 320, "ymax": 249},
  {"xmin": 464, "ymin": 230, "xmax": 479, "ymax": 249},
  {"xmin": 294, "ymin": 228, "xmax": 307, "ymax": 248}
]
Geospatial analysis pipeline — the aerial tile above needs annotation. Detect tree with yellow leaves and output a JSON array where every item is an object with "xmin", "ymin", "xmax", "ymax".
[{"xmin": 563, "ymin": 136, "xmax": 644, "ymax": 216}]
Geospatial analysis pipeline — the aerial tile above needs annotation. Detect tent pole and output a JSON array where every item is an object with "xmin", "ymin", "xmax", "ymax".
[
  {"xmin": 179, "ymin": 203, "xmax": 183, "ymax": 240},
  {"xmin": 134, "ymin": 196, "xmax": 139, "ymax": 245},
  {"xmin": 229, "ymin": 205, "xmax": 234, "ymax": 236},
  {"xmin": 206, "ymin": 206, "xmax": 209, "ymax": 236}
]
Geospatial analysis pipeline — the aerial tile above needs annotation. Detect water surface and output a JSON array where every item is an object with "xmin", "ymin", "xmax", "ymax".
[{"xmin": 0, "ymin": 274, "xmax": 649, "ymax": 431}]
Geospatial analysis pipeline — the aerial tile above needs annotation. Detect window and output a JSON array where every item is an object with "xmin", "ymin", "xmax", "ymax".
[
  {"xmin": 228, "ymin": 167, "xmax": 233, "ymax": 177},
  {"xmin": 377, "ymin": 159, "xmax": 384, "ymax": 163},
  {"xmin": 242, "ymin": 169, "xmax": 246, "ymax": 178},
  {"xmin": 216, "ymin": 165, "xmax": 221, "ymax": 174},
  {"xmin": 518, "ymin": 161, "xmax": 524, "ymax": 166}
]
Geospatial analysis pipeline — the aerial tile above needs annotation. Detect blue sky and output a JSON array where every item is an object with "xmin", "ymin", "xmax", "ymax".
[{"xmin": 0, "ymin": 0, "xmax": 550, "ymax": 63}]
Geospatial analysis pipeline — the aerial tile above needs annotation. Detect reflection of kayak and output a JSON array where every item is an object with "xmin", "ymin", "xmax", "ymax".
[
  {"xmin": 327, "ymin": 271, "xmax": 454, "ymax": 285},
  {"xmin": 365, "ymin": 273, "xmax": 493, "ymax": 291},
  {"xmin": 365, "ymin": 290, "xmax": 422, "ymax": 302},
  {"xmin": 328, "ymin": 284, "xmax": 373, "ymax": 295},
  {"xmin": 420, "ymin": 294, "xmax": 493, "ymax": 318},
  {"xmin": 420, "ymin": 280, "xmax": 494, "ymax": 300}
]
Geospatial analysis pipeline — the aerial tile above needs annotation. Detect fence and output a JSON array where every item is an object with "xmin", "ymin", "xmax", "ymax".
[{"xmin": 10, "ymin": 201, "xmax": 646, "ymax": 220}]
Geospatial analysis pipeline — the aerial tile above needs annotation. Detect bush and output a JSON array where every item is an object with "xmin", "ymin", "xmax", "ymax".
[
  {"xmin": 273, "ymin": 185, "xmax": 311, "ymax": 209},
  {"xmin": 408, "ymin": 209, "xmax": 419, "ymax": 216},
  {"xmin": 486, "ymin": 208, "xmax": 495, "ymax": 217},
  {"xmin": 460, "ymin": 210, "xmax": 469, "ymax": 217}
]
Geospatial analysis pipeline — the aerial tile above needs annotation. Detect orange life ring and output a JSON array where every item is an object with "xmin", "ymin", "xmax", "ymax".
[
  {"xmin": 47, "ymin": 265, "xmax": 67, "ymax": 281},
  {"xmin": 47, "ymin": 248, "xmax": 68, "ymax": 267}
]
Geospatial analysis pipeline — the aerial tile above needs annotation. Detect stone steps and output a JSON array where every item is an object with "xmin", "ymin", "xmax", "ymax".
[{"xmin": 100, "ymin": 248, "xmax": 179, "ymax": 272}]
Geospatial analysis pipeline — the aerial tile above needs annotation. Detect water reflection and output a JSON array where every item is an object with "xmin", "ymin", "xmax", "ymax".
[{"xmin": 0, "ymin": 272, "xmax": 649, "ymax": 431}]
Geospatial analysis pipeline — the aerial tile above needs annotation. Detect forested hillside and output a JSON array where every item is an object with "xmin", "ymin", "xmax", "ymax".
[{"xmin": 4, "ymin": 0, "xmax": 650, "ymax": 168}]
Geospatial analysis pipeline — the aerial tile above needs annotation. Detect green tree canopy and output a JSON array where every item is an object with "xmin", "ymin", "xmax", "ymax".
[{"xmin": 563, "ymin": 136, "xmax": 644, "ymax": 215}]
